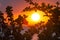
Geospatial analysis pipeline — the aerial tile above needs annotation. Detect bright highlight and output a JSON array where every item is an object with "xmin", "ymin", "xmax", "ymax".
[
  {"xmin": 31, "ymin": 13, "xmax": 40, "ymax": 22},
  {"xmin": 22, "ymin": 10, "xmax": 50, "ymax": 26}
]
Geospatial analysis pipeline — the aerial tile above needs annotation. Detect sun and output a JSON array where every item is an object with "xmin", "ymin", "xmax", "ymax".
[
  {"xmin": 23, "ymin": 10, "xmax": 50, "ymax": 26},
  {"xmin": 31, "ymin": 12, "xmax": 40, "ymax": 22}
]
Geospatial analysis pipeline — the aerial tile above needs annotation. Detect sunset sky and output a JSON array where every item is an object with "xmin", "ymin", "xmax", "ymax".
[
  {"xmin": 0, "ymin": 0, "xmax": 60, "ymax": 14},
  {"xmin": 0, "ymin": 0, "xmax": 60, "ymax": 39}
]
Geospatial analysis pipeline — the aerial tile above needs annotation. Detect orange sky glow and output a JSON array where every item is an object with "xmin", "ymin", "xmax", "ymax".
[
  {"xmin": 22, "ymin": 10, "xmax": 50, "ymax": 26},
  {"xmin": 0, "ymin": 0, "xmax": 59, "ymax": 26}
]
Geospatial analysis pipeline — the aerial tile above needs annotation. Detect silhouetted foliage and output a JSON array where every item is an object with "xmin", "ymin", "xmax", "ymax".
[
  {"xmin": 15, "ymin": 15, "xmax": 23, "ymax": 31},
  {"xmin": 23, "ymin": 0, "xmax": 60, "ymax": 40},
  {"xmin": 0, "ymin": 11, "xmax": 4, "ymax": 23},
  {"xmin": 0, "ymin": 0, "xmax": 60, "ymax": 40},
  {"xmin": 6, "ymin": 6, "xmax": 13, "ymax": 19}
]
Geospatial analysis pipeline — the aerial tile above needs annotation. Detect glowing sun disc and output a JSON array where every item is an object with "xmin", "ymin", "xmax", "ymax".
[{"xmin": 31, "ymin": 12, "xmax": 40, "ymax": 21}]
